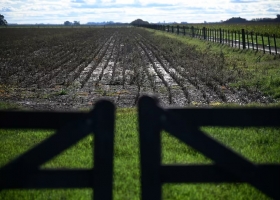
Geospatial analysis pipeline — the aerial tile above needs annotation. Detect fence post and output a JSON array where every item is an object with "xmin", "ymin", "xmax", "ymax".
[
  {"xmin": 231, "ymin": 31, "xmax": 233, "ymax": 47},
  {"xmin": 219, "ymin": 28, "xmax": 222, "ymax": 43},
  {"xmin": 139, "ymin": 96, "xmax": 162, "ymax": 200},
  {"xmin": 246, "ymin": 32, "xmax": 250, "ymax": 50},
  {"xmin": 227, "ymin": 30, "xmax": 229, "ymax": 44},
  {"xmin": 241, "ymin": 29, "xmax": 246, "ymax": 49},
  {"xmin": 203, "ymin": 27, "xmax": 206, "ymax": 40},
  {"xmin": 177, "ymin": 25, "xmax": 179, "ymax": 35},
  {"xmin": 251, "ymin": 32, "xmax": 254, "ymax": 50},
  {"xmin": 172, "ymin": 26, "xmax": 174, "ymax": 33},
  {"xmin": 234, "ymin": 31, "xmax": 236, "ymax": 47},
  {"xmin": 238, "ymin": 32, "xmax": 240, "ymax": 49},
  {"xmin": 273, "ymin": 34, "xmax": 277, "ymax": 54},
  {"xmin": 268, "ymin": 35, "xmax": 271, "ymax": 54},
  {"xmin": 183, "ymin": 26, "xmax": 186, "ymax": 35},
  {"xmin": 216, "ymin": 29, "xmax": 218, "ymax": 42},
  {"xmin": 191, "ymin": 26, "xmax": 195, "ymax": 38},
  {"xmin": 256, "ymin": 33, "xmax": 258, "ymax": 52},
  {"xmin": 262, "ymin": 34, "xmax": 265, "ymax": 54}
]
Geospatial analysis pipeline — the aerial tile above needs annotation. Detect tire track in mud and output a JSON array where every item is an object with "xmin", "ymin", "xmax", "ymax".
[
  {"xmin": 137, "ymin": 33, "xmax": 245, "ymax": 104},
  {"xmin": 110, "ymin": 40, "xmax": 122, "ymax": 85},
  {"xmin": 65, "ymin": 37, "xmax": 112, "ymax": 87},
  {"xmin": 137, "ymin": 40, "xmax": 174, "ymax": 105},
  {"xmin": 45, "ymin": 38, "xmax": 106, "ymax": 88},
  {"xmin": 74, "ymin": 34, "xmax": 115, "ymax": 88},
  {"xmin": 116, "ymin": 38, "xmax": 141, "ymax": 106},
  {"xmin": 81, "ymin": 36, "xmax": 117, "ymax": 89},
  {"xmin": 67, "ymin": 33, "xmax": 121, "ymax": 106},
  {"xmin": 138, "ymin": 38, "xmax": 196, "ymax": 106},
  {"xmin": 137, "ymin": 33, "xmax": 212, "ymax": 105}
]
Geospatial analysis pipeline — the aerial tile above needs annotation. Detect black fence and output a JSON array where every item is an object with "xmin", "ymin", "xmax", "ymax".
[
  {"xmin": 137, "ymin": 24, "xmax": 279, "ymax": 55},
  {"xmin": 1, "ymin": 96, "xmax": 280, "ymax": 199},
  {"xmin": 0, "ymin": 100, "xmax": 115, "ymax": 200},
  {"xmin": 138, "ymin": 95, "xmax": 280, "ymax": 200}
]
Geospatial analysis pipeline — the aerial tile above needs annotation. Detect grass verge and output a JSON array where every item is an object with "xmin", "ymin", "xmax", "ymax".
[{"xmin": 0, "ymin": 104, "xmax": 279, "ymax": 199}]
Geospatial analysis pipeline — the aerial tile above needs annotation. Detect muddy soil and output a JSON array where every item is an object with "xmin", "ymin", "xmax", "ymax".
[{"xmin": 0, "ymin": 28, "xmax": 274, "ymax": 111}]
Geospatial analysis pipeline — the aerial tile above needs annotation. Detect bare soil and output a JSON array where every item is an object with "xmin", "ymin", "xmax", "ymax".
[{"xmin": 0, "ymin": 28, "xmax": 274, "ymax": 111}]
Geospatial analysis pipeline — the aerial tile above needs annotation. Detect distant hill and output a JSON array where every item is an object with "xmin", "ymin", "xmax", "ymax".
[
  {"xmin": 130, "ymin": 19, "xmax": 149, "ymax": 25},
  {"xmin": 224, "ymin": 17, "xmax": 247, "ymax": 23}
]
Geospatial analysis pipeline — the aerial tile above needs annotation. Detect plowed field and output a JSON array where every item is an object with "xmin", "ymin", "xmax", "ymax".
[{"xmin": 0, "ymin": 28, "xmax": 273, "ymax": 110}]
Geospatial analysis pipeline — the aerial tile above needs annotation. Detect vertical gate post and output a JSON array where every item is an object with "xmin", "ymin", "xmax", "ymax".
[
  {"xmin": 177, "ymin": 25, "xmax": 179, "ymax": 35},
  {"xmin": 94, "ymin": 100, "xmax": 115, "ymax": 200},
  {"xmin": 138, "ymin": 96, "xmax": 162, "ymax": 200},
  {"xmin": 242, "ymin": 29, "xmax": 246, "ymax": 49}
]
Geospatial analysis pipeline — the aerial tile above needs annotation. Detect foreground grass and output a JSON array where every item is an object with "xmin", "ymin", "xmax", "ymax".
[
  {"xmin": 0, "ymin": 106, "xmax": 279, "ymax": 199},
  {"xmin": 145, "ymin": 28, "xmax": 280, "ymax": 99}
]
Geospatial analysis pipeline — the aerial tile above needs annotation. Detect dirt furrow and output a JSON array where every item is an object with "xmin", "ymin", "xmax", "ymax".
[
  {"xmin": 74, "ymin": 34, "xmax": 114, "ymax": 88},
  {"xmin": 138, "ymin": 39, "xmax": 193, "ymax": 105},
  {"xmin": 137, "ymin": 40, "xmax": 174, "ymax": 105}
]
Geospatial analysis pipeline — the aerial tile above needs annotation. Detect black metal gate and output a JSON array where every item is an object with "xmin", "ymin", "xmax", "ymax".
[
  {"xmin": 138, "ymin": 95, "xmax": 280, "ymax": 200},
  {"xmin": 0, "ymin": 100, "xmax": 115, "ymax": 200}
]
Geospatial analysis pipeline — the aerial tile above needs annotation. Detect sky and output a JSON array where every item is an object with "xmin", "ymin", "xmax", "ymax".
[{"xmin": 1, "ymin": 0, "xmax": 280, "ymax": 24}]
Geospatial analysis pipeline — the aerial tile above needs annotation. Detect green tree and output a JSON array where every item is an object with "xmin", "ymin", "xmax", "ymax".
[
  {"xmin": 0, "ymin": 14, "xmax": 8, "ymax": 26},
  {"xmin": 73, "ymin": 21, "xmax": 80, "ymax": 25},
  {"xmin": 64, "ymin": 21, "xmax": 72, "ymax": 26}
]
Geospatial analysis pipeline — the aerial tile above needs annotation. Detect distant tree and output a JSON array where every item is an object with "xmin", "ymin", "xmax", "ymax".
[
  {"xmin": 0, "ymin": 14, "xmax": 8, "ymax": 26},
  {"xmin": 130, "ymin": 19, "xmax": 149, "ymax": 26},
  {"xmin": 73, "ymin": 21, "xmax": 80, "ymax": 25},
  {"xmin": 275, "ymin": 14, "xmax": 280, "ymax": 22},
  {"xmin": 64, "ymin": 21, "xmax": 72, "ymax": 26}
]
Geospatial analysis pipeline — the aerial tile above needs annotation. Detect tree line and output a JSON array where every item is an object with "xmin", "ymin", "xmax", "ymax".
[{"xmin": 64, "ymin": 21, "xmax": 80, "ymax": 26}]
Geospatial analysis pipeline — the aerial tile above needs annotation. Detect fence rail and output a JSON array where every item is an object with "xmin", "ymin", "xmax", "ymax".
[
  {"xmin": 1, "ymin": 97, "xmax": 280, "ymax": 199},
  {"xmin": 137, "ymin": 24, "xmax": 279, "ymax": 55},
  {"xmin": 138, "ymin": 95, "xmax": 280, "ymax": 200},
  {"xmin": 0, "ymin": 100, "xmax": 115, "ymax": 200}
]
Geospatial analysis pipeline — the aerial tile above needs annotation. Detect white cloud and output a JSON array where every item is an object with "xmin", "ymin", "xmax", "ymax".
[
  {"xmin": 0, "ymin": 0, "xmax": 279, "ymax": 24},
  {"xmin": 84, "ymin": 0, "xmax": 97, "ymax": 4}
]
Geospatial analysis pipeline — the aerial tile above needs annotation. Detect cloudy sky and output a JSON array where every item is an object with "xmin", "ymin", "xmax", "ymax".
[{"xmin": 1, "ymin": 0, "xmax": 279, "ymax": 24}]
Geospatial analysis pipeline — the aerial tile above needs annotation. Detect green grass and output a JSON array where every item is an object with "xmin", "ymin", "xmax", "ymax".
[
  {"xmin": 0, "ymin": 105, "xmax": 279, "ymax": 199},
  {"xmin": 0, "ymin": 102, "xmax": 22, "ymax": 110},
  {"xmin": 145, "ymin": 28, "xmax": 280, "ymax": 99}
]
